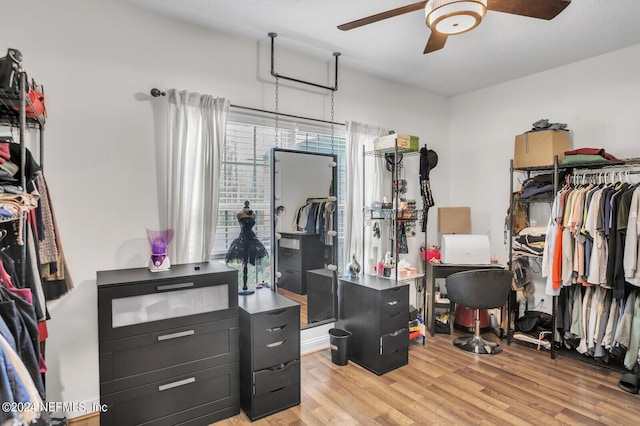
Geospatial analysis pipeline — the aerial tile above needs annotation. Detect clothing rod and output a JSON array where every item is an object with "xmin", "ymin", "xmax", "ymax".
[
  {"xmin": 307, "ymin": 196, "xmax": 337, "ymax": 202},
  {"xmin": 269, "ymin": 32, "xmax": 340, "ymax": 92},
  {"xmin": 570, "ymin": 169, "xmax": 640, "ymax": 175},
  {"xmin": 149, "ymin": 88, "xmax": 344, "ymax": 127}
]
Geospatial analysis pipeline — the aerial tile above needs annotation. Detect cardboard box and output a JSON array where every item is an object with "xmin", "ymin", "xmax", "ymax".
[
  {"xmin": 438, "ymin": 207, "xmax": 471, "ymax": 234},
  {"xmin": 513, "ymin": 130, "xmax": 572, "ymax": 168},
  {"xmin": 374, "ymin": 134, "xmax": 419, "ymax": 152}
]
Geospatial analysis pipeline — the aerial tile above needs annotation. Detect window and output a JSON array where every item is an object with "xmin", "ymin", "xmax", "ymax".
[{"xmin": 211, "ymin": 110, "xmax": 346, "ymax": 276}]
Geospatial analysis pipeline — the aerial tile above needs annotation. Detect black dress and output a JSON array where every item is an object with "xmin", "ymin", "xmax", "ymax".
[{"xmin": 225, "ymin": 216, "xmax": 269, "ymax": 267}]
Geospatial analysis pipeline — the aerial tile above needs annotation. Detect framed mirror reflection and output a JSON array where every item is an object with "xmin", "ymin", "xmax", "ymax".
[{"xmin": 271, "ymin": 148, "xmax": 339, "ymax": 327}]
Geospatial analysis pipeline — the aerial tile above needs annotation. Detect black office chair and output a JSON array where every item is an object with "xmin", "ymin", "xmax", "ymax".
[{"xmin": 445, "ymin": 269, "xmax": 512, "ymax": 355}]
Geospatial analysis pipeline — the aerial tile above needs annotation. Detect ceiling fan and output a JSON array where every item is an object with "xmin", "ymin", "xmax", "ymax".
[{"xmin": 338, "ymin": 0, "xmax": 571, "ymax": 54}]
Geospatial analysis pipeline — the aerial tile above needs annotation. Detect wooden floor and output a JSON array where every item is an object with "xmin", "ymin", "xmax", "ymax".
[
  {"xmin": 276, "ymin": 287, "xmax": 308, "ymax": 326},
  {"xmin": 214, "ymin": 332, "xmax": 639, "ymax": 425}
]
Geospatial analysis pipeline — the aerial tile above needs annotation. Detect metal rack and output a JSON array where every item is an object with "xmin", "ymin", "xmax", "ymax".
[
  {"xmin": 362, "ymin": 139, "xmax": 427, "ymax": 345},
  {"xmin": 508, "ymin": 155, "xmax": 640, "ymax": 371},
  {"xmin": 508, "ymin": 157, "xmax": 559, "ymax": 358},
  {"xmin": 0, "ymin": 71, "xmax": 46, "ymax": 283}
]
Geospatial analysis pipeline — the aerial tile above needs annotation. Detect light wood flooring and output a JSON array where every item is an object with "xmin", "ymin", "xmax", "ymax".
[
  {"xmin": 214, "ymin": 332, "xmax": 639, "ymax": 425},
  {"xmin": 276, "ymin": 287, "xmax": 309, "ymax": 326}
]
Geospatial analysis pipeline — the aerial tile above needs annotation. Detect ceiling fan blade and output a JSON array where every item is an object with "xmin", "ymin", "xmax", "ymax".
[
  {"xmin": 487, "ymin": 0, "xmax": 571, "ymax": 20},
  {"xmin": 338, "ymin": 1, "xmax": 428, "ymax": 31},
  {"xmin": 424, "ymin": 32, "xmax": 448, "ymax": 54}
]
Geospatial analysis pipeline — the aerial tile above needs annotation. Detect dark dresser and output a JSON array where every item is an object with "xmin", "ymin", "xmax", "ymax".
[
  {"xmin": 337, "ymin": 275, "xmax": 410, "ymax": 375},
  {"xmin": 307, "ymin": 268, "xmax": 336, "ymax": 323},
  {"xmin": 97, "ymin": 262, "xmax": 239, "ymax": 426},
  {"xmin": 277, "ymin": 232, "xmax": 326, "ymax": 295},
  {"xmin": 239, "ymin": 289, "xmax": 300, "ymax": 421}
]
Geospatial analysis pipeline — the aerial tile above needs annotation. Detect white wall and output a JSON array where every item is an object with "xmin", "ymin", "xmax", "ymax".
[
  {"xmin": 449, "ymin": 43, "xmax": 640, "ymax": 263},
  {"xmin": 1, "ymin": 0, "xmax": 449, "ymax": 417},
  {"xmin": 448, "ymin": 44, "xmax": 640, "ymax": 313},
  {"xmin": 8, "ymin": 0, "xmax": 639, "ymax": 417}
]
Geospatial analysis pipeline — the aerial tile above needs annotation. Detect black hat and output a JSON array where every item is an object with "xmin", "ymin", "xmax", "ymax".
[
  {"xmin": 420, "ymin": 147, "xmax": 438, "ymax": 179},
  {"xmin": 427, "ymin": 149, "xmax": 438, "ymax": 171}
]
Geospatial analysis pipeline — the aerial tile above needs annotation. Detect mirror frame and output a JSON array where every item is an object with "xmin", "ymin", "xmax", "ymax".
[{"xmin": 270, "ymin": 148, "xmax": 338, "ymax": 329}]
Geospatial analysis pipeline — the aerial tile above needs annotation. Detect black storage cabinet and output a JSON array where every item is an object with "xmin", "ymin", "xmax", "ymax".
[
  {"xmin": 277, "ymin": 232, "xmax": 326, "ymax": 295},
  {"xmin": 239, "ymin": 290, "xmax": 301, "ymax": 421},
  {"xmin": 337, "ymin": 275, "xmax": 410, "ymax": 375},
  {"xmin": 97, "ymin": 262, "xmax": 239, "ymax": 426},
  {"xmin": 307, "ymin": 268, "xmax": 336, "ymax": 323}
]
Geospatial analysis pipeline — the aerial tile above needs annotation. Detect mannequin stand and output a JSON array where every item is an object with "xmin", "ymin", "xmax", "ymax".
[{"xmin": 239, "ymin": 263, "xmax": 255, "ymax": 295}]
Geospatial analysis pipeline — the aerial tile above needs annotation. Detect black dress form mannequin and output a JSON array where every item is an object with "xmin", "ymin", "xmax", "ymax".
[{"xmin": 225, "ymin": 201, "xmax": 269, "ymax": 295}]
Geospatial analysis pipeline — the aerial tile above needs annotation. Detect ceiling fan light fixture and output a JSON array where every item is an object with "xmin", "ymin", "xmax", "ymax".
[{"xmin": 425, "ymin": 0, "xmax": 487, "ymax": 35}]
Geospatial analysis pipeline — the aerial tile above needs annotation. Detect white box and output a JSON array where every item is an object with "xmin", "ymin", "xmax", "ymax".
[
  {"xmin": 373, "ymin": 134, "xmax": 419, "ymax": 152},
  {"xmin": 440, "ymin": 234, "xmax": 491, "ymax": 265}
]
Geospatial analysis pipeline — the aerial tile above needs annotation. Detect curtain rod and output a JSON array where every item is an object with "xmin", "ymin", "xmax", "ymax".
[
  {"xmin": 150, "ymin": 88, "xmax": 344, "ymax": 127},
  {"xmin": 230, "ymin": 104, "xmax": 344, "ymax": 127}
]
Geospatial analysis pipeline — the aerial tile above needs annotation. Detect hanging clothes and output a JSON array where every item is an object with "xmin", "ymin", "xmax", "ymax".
[
  {"xmin": 292, "ymin": 199, "xmax": 336, "ymax": 245},
  {"xmin": 624, "ymin": 186, "xmax": 640, "ymax": 285}
]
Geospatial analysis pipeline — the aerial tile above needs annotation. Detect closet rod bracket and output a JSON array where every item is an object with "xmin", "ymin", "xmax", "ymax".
[{"xmin": 268, "ymin": 32, "xmax": 340, "ymax": 92}]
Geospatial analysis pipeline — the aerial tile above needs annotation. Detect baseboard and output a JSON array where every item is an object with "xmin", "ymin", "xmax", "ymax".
[{"xmin": 301, "ymin": 321, "xmax": 333, "ymax": 355}]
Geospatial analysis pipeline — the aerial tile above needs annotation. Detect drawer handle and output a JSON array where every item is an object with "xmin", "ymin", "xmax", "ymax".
[
  {"xmin": 270, "ymin": 387, "xmax": 285, "ymax": 393},
  {"xmin": 157, "ymin": 282, "xmax": 194, "ymax": 291},
  {"xmin": 387, "ymin": 300, "xmax": 399, "ymax": 306},
  {"xmin": 389, "ymin": 312, "xmax": 402, "ymax": 318},
  {"xmin": 158, "ymin": 330, "xmax": 195, "ymax": 341},
  {"xmin": 158, "ymin": 377, "xmax": 195, "ymax": 392},
  {"xmin": 389, "ymin": 329, "xmax": 404, "ymax": 337},
  {"xmin": 267, "ymin": 324, "xmax": 287, "ymax": 332},
  {"xmin": 268, "ymin": 309, "xmax": 286, "ymax": 316},
  {"xmin": 267, "ymin": 340, "xmax": 285, "ymax": 348}
]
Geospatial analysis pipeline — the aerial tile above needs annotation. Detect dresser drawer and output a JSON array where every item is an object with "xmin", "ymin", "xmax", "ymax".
[
  {"xmin": 380, "ymin": 285, "xmax": 408, "ymax": 308},
  {"xmin": 253, "ymin": 331, "xmax": 300, "ymax": 371},
  {"xmin": 278, "ymin": 246, "xmax": 302, "ymax": 269},
  {"xmin": 254, "ymin": 359, "xmax": 300, "ymax": 396},
  {"xmin": 278, "ymin": 267, "xmax": 304, "ymax": 294},
  {"xmin": 253, "ymin": 306, "xmax": 299, "ymax": 332},
  {"xmin": 380, "ymin": 308, "xmax": 409, "ymax": 335},
  {"xmin": 100, "ymin": 362, "xmax": 239, "ymax": 426},
  {"xmin": 98, "ymin": 274, "xmax": 237, "ymax": 341},
  {"xmin": 381, "ymin": 328, "xmax": 409, "ymax": 355},
  {"xmin": 100, "ymin": 316, "xmax": 238, "ymax": 392},
  {"xmin": 378, "ymin": 346, "xmax": 409, "ymax": 375},
  {"xmin": 252, "ymin": 381, "xmax": 300, "ymax": 420},
  {"xmin": 254, "ymin": 319, "xmax": 298, "ymax": 348}
]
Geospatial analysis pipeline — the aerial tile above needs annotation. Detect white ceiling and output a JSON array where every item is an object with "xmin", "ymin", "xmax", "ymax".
[{"xmin": 118, "ymin": 0, "xmax": 640, "ymax": 97}]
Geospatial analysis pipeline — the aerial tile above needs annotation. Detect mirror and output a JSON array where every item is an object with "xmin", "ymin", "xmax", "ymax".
[{"xmin": 271, "ymin": 148, "xmax": 338, "ymax": 328}]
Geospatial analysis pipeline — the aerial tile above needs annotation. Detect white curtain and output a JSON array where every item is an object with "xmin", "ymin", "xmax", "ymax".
[
  {"xmin": 166, "ymin": 90, "xmax": 230, "ymax": 264},
  {"xmin": 344, "ymin": 121, "xmax": 388, "ymax": 275}
]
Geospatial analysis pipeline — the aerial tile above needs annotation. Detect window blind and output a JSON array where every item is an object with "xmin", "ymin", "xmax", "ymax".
[{"xmin": 211, "ymin": 111, "xmax": 346, "ymax": 268}]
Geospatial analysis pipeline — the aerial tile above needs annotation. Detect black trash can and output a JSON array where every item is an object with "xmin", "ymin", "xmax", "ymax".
[{"xmin": 329, "ymin": 328, "xmax": 351, "ymax": 366}]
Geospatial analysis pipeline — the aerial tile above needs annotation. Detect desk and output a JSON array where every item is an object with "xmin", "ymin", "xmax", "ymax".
[{"xmin": 425, "ymin": 262, "xmax": 504, "ymax": 337}]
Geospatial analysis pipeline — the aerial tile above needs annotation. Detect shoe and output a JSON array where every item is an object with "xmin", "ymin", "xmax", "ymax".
[{"xmin": 618, "ymin": 373, "xmax": 640, "ymax": 394}]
